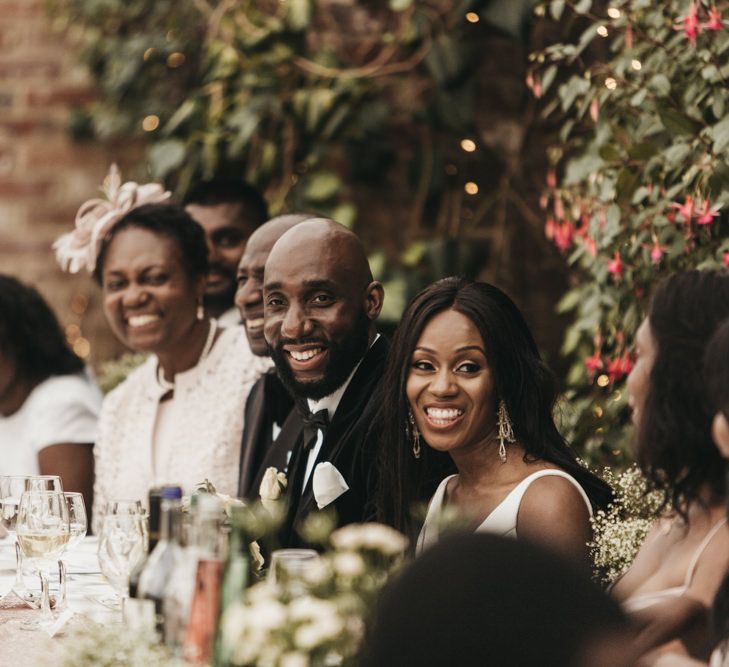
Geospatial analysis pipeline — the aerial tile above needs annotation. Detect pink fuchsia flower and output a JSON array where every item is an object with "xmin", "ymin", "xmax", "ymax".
[
  {"xmin": 584, "ymin": 349, "xmax": 604, "ymax": 379},
  {"xmin": 582, "ymin": 236, "xmax": 597, "ymax": 258},
  {"xmin": 554, "ymin": 221, "xmax": 575, "ymax": 253},
  {"xmin": 671, "ymin": 195, "xmax": 695, "ymax": 224},
  {"xmin": 546, "ymin": 170, "xmax": 557, "ymax": 189},
  {"xmin": 724, "ymin": 252, "xmax": 729, "ymax": 267},
  {"xmin": 545, "ymin": 217, "xmax": 556, "ymax": 240},
  {"xmin": 607, "ymin": 352, "xmax": 633, "ymax": 383},
  {"xmin": 553, "ymin": 198, "xmax": 565, "ymax": 221},
  {"xmin": 607, "ymin": 251, "xmax": 623, "ymax": 277},
  {"xmin": 649, "ymin": 234, "xmax": 669, "ymax": 264},
  {"xmin": 696, "ymin": 198, "xmax": 721, "ymax": 225},
  {"xmin": 675, "ymin": 2, "xmax": 702, "ymax": 45},
  {"xmin": 625, "ymin": 25, "xmax": 633, "ymax": 49},
  {"xmin": 705, "ymin": 6, "xmax": 724, "ymax": 31},
  {"xmin": 590, "ymin": 99, "xmax": 599, "ymax": 123},
  {"xmin": 526, "ymin": 72, "xmax": 542, "ymax": 98}
]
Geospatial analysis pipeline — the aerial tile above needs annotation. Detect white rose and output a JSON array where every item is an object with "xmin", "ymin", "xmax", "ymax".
[
  {"xmin": 294, "ymin": 614, "xmax": 344, "ymax": 650},
  {"xmin": 330, "ymin": 523, "xmax": 408, "ymax": 555},
  {"xmin": 260, "ymin": 467, "xmax": 288, "ymax": 512},
  {"xmin": 332, "ymin": 552, "xmax": 365, "ymax": 578}
]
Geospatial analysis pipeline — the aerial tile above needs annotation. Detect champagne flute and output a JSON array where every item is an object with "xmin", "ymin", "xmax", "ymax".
[
  {"xmin": 97, "ymin": 513, "xmax": 147, "ymax": 607},
  {"xmin": 0, "ymin": 475, "xmax": 63, "ymax": 604},
  {"xmin": 16, "ymin": 490, "xmax": 70, "ymax": 629}
]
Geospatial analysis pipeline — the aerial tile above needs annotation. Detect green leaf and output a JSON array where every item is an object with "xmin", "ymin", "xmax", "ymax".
[
  {"xmin": 630, "ymin": 88, "xmax": 648, "ymax": 107},
  {"xmin": 658, "ymin": 108, "xmax": 701, "ymax": 136},
  {"xmin": 389, "ymin": 0, "xmax": 412, "ymax": 10},
  {"xmin": 574, "ymin": 0, "xmax": 592, "ymax": 12},
  {"xmin": 710, "ymin": 116, "xmax": 729, "ymax": 153},
  {"xmin": 331, "ymin": 202, "xmax": 357, "ymax": 228},
  {"xmin": 401, "ymin": 240, "xmax": 428, "ymax": 267},
  {"xmin": 304, "ymin": 172, "xmax": 340, "ymax": 202},
  {"xmin": 557, "ymin": 289, "xmax": 582, "ymax": 314},
  {"xmin": 148, "ymin": 139, "xmax": 186, "ymax": 178},
  {"xmin": 648, "ymin": 74, "xmax": 671, "ymax": 97},
  {"xmin": 162, "ymin": 99, "xmax": 197, "ymax": 136}
]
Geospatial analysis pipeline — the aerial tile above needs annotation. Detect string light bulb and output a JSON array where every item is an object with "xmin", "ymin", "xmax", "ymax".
[
  {"xmin": 597, "ymin": 25, "xmax": 609, "ymax": 37},
  {"xmin": 464, "ymin": 182, "xmax": 479, "ymax": 195},
  {"xmin": 460, "ymin": 139, "xmax": 477, "ymax": 152},
  {"xmin": 604, "ymin": 77, "xmax": 617, "ymax": 90},
  {"xmin": 607, "ymin": 7, "xmax": 621, "ymax": 19},
  {"xmin": 597, "ymin": 374, "xmax": 610, "ymax": 387},
  {"xmin": 143, "ymin": 115, "xmax": 160, "ymax": 132},
  {"xmin": 465, "ymin": 12, "xmax": 479, "ymax": 23},
  {"xmin": 631, "ymin": 59, "xmax": 642, "ymax": 71}
]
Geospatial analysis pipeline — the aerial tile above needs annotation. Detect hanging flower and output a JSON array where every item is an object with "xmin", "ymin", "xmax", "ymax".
[
  {"xmin": 671, "ymin": 195, "xmax": 695, "ymax": 224},
  {"xmin": 582, "ymin": 236, "xmax": 598, "ymax": 258},
  {"xmin": 650, "ymin": 235, "xmax": 669, "ymax": 264},
  {"xmin": 696, "ymin": 198, "xmax": 721, "ymax": 225},
  {"xmin": 704, "ymin": 6, "xmax": 724, "ymax": 31},
  {"xmin": 674, "ymin": 2, "xmax": 702, "ymax": 45},
  {"xmin": 723, "ymin": 252, "xmax": 729, "ymax": 267},
  {"xmin": 607, "ymin": 352, "xmax": 633, "ymax": 383},
  {"xmin": 590, "ymin": 98, "xmax": 600, "ymax": 123},
  {"xmin": 607, "ymin": 251, "xmax": 623, "ymax": 277},
  {"xmin": 584, "ymin": 349, "xmax": 604, "ymax": 379},
  {"xmin": 625, "ymin": 24, "xmax": 633, "ymax": 49},
  {"xmin": 545, "ymin": 217, "xmax": 556, "ymax": 240},
  {"xmin": 554, "ymin": 221, "xmax": 575, "ymax": 252}
]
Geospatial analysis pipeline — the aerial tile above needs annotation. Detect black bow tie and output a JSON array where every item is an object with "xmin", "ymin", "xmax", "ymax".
[{"xmin": 301, "ymin": 408, "xmax": 329, "ymax": 449}]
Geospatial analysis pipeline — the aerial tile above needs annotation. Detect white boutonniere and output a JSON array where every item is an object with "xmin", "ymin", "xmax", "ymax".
[{"xmin": 259, "ymin": 467, "xmax": 288, "ymax": 513}]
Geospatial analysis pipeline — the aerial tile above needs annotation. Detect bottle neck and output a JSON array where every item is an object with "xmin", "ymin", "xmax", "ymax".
[{"xmin": 159, "ymin": 499, "xmax": 183, "ymax": 545}]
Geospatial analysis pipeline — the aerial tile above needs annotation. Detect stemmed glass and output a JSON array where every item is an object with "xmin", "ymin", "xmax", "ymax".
[
  {"xmin": 97, "ymin": 513, "xmax": 147, "ymax": 608},
  {"xmin": 15, "ymin": 490, "xmax": 70, "ymax": 630},
  {"xmin": 0, "ymin": 475, "xmax": 63, "ymax": 604},
  {"xmin": 64, "ymin": 493, "xmax": 88, "ymax": 551}
]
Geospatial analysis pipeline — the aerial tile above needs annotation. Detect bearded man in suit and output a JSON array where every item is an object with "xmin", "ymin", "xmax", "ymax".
[
  {"xmin": 261, "ymin": 218, "xmax": 386, "ymax": 547},
  {"xmin": 235, "ymin": 213, "xmax": 311, "ymax": 499}
]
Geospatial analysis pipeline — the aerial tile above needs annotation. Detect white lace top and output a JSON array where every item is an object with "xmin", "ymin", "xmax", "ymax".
[
  {"xmin": 417, "ymin": 469, "xmax": 592, "ymax": 554},
  {"xmin": 93, "ymin": 325, "xmax": 270, "ymax": 532}
]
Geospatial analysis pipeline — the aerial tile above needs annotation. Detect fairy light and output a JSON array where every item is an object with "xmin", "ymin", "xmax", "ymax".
[
  {"xmin": 631, "ymin": 59, "xmax": 642, "ymax": 71},
  {"xmin": 460, "ymin": 139, "xmax": 477, "ymax": 152},
  {"xmin": 464, "ymin": 182, "xmax": 479, "ymax": 195},
  {"xmin": 593, "ymin": 406, "xmax": 604, "ymax": 418},
  {"xmin": 604, "ymin": 77, "xmax": 617, "ymax": 90},
  {"xmin": 597, "ymin": 374, "xmax": 610, "ymax": 387},
  {"xmin": 597, "ymin": 25, "xmax": 609, "ymax": 37},
  {"xmin": 143, "ymin": 115, "xmax": 160, "ymax": 132},
  {"xmin": 607, "ymin": 7, "xmax": 621, "ymax": 19},
  {"xmin": 167, "ymin": 52, "xmax": 185, "ymax": 68},
  {"xmin": 143, "ymin": 48, "xmax": 155, "ymax": 61},
  {"xmin": 465, "ymin": 12, "xmax": 479, "ymax": 23}
]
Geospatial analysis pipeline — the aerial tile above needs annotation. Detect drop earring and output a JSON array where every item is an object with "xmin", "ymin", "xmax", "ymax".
[
  {"xmin": 407, "ymin": 408, "xmax": 421, "ymax": 459},
  {"xmin": 497, "ymin": 399, "xmax": 515, "ymax": 463},
  {"xmin": 196, "ymin": 299, "xmax": 204, "ymax": 321}
]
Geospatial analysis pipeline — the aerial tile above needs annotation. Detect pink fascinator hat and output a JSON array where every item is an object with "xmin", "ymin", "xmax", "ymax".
[{"xmin": 54, "ymin": 164, "xmax": 171, "ymax": 273}]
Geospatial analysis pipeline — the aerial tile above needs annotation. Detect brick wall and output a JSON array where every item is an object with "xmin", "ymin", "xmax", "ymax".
[{"xmin": 0, "ymin": 0, "xmax": 136, "ymax": 363}]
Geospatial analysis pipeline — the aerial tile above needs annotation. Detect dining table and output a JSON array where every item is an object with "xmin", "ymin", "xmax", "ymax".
[{"xmin": 0, "ymin": 536, "xmax": 120, "ymax": 667}]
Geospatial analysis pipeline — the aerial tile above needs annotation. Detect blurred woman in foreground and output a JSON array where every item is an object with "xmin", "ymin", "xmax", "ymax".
[
  {"xmin": 0, "ymin": 274, "xmax": 100, "ymax": 511},
  {"xmin": 612, "ymin": 271, "xmax": 729, "ymax": 662}
]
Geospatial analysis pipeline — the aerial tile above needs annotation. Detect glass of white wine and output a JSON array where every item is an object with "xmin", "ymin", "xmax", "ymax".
[
  {"xmin": 16, "ymin": 490, "xmax": 70, "ymax": 629},
  {"xmin": 0, "ymin": 475, "xmax": 63, "ymax": 605}
]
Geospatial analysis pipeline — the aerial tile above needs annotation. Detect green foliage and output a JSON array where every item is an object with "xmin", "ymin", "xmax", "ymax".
[{"xmin": 532, "ymin": 0, "xmax": 729, "ymax": 463}]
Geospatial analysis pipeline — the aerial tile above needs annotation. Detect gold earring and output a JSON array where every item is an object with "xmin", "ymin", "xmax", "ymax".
[
  {"xmin": 407, "ymin": 408, "xmax": 421, "ymax": 459},
  {"xmin": 196, "ymin": 300, "xmax": 204, "ymax": 321},
  {"xmin": 497, "ymin": 399, "xmax": 515, "ymax": 463}
]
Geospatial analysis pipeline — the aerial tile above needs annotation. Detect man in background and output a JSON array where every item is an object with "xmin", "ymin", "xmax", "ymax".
[
  {"xmin": 184, "ymin": 179, "xmax": 268, "ymax": 325},
  {"xmin": 235, "ymin": 213, "xmax": 311, "ymax": 498}
]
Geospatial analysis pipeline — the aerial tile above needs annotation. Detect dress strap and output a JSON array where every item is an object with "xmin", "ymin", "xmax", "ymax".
[
  {"xmin": 511, "ymin": 469, "xmax": 593, "ymax": 517},
  {"xmin": 684, "ymin": 516, "xmax": 728, "ymax": 588}
]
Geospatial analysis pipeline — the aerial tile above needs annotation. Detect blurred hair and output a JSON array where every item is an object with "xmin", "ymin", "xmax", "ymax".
[
  {"xmin": 0, "ymin": 274, "xmax": 84, "ymax": 384},
  {"xmin": 182, "ymin": 178, "xmax": 268, "ymax": 228},
  {"xmin": 93, "ymin": 203, "xmax": 209, "ymax": 285},
  {"xmin": 637, "ymin": 270, "xmax": 729, "ymax": 516},
  {"xmin": 360, "ymin": 533, "xmax": 629, "ymax": 667},
  {"xmin": 705, "ymin": 317, "xmax": 729, "ymax": 420},
  {"xmin": 374, "ymin": 277, "xmax": 612, "ymax": 536}
]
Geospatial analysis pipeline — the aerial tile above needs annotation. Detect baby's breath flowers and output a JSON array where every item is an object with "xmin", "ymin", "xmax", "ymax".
[{"xmin": 588, "ymin": 464, "xmax": 667, "ymax": 585}]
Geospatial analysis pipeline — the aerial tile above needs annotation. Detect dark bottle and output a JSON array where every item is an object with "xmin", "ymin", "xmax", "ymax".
[
  {"xmin": 137, "ymin": 485, "xmax": 184, "ymax": 634},
  {"xmin": 129, "ymin": 488, "xmax": 162, "ymax": 598},
  {"xmin": 212, "ymin": 506, "xmax": 254, "ymax": 667}
]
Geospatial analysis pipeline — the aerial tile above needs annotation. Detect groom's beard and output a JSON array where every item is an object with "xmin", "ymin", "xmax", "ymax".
[{"xmin": 270, "ymin": 310, "xmax": 370, "ymax": 401}]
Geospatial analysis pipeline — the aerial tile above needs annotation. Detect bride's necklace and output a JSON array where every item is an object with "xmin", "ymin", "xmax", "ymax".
[{"xmin": 156, "ymin": 318, "xmax": 218, "ymax": 392}]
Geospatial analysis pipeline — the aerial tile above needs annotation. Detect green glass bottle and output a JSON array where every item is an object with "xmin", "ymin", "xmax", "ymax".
[{"xmin": 212, "ymin": 506, "xmax": 253, "ymax": 667}]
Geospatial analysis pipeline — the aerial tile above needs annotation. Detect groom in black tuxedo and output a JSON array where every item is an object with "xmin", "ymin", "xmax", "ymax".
[
  {"xmin": 261, "ymin": 218, "xmax": 386, "ymax": 547},
  {"xmin": 235, "ymin": 214, "xmax": 312, "ymax": 499}
]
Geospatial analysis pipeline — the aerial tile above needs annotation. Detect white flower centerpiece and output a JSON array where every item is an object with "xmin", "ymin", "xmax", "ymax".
[{"xmin": 219, "ymin": 518, "xmax": 409, "ymax": 667}]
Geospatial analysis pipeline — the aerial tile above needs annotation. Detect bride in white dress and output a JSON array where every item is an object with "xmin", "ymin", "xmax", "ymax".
[{"xmin": 374, "ymin": 277, "xmax": 612, "ymax": 564}]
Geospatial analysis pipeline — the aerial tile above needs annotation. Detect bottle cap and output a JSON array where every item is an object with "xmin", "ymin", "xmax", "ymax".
[{"xmin": 160, "ymin": 485, "xmax": 183, "ymax": 500}]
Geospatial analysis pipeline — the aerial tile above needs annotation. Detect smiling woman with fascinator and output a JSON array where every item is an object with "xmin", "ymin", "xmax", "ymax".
[{"xmin": 56, "ymin": 166, "xmax": 270, "ymax": 532}]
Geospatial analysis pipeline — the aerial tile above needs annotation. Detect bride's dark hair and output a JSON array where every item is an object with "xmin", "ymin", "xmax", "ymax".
[{"xmin": 373, "ymin": 276, "xmax": 612, "ymax": 536}]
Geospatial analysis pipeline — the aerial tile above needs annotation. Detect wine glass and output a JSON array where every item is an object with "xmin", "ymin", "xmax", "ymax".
[
  {"xmin": 16, "ymin": 490, "xmax": 70, "ymax": 629},
  {"xmin": 97, "ymin": 513, "xmax": 147, "ymax": 607},
  {"xmin": 64, "ymin": 493, "xmax": 88, "ymax": 552},
  {"xmin": 268, "ymin": 549, "xmax": 320, "ymax": 589},
  {"xmin": 0, "ymin": 475, "xmax": 63, "ymax": 604}
]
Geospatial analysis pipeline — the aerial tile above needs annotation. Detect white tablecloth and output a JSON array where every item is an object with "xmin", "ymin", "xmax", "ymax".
[{"xmin": 0, "ymin": 536, "xmax": 119, "ymax": 666}]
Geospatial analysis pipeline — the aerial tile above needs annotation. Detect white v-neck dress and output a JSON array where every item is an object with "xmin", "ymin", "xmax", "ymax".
[{"xmin": 416, "ymin": 469, "xmax": 592, "ymax": 555}]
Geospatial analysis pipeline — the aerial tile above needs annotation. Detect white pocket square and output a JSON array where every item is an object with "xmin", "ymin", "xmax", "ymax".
[{"xmin": 312, "ymin": 462, "xmax": 349, "ymax": 510}]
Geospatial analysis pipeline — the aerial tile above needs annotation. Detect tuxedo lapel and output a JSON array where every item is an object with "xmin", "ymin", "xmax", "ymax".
[
  {"xmin": 237, "ymin": 376, "xmax": 267, "ymax": 497},
  {"xmin": 293, "ymin": 337, "xmax": 389, "ymax": 524}
]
